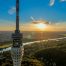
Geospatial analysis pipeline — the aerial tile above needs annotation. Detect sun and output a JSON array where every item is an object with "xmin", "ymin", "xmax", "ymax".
[{"xmin": 36, "ymin": 23, "xmax": 47, "ymax": 30}]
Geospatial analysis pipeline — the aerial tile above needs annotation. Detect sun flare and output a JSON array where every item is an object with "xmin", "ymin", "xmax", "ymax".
[{"xmin": 36, "ymin": 23, "xmax": 47, "ymax": 30}]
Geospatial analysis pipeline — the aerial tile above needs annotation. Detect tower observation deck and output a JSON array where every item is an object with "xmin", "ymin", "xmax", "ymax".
[{"xmin": 11, "ymin": 0, "xmax": 24, "ymax": 66}]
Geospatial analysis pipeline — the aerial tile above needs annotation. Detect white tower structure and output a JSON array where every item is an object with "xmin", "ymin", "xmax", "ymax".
[{"xmin": 11, "ymin": 0, "xmax": 24, "ymax": 66}]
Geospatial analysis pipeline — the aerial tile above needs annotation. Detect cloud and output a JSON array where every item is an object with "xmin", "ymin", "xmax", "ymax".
[
  {"xmin": 30, "ymin": 16, "xmax": 35, "ymax": 21},
  {"xmin": 49, "ymin": 0, "xmax": 55, "ymax": 6},
  {"xmin": 60, "ymin": 0, "xmax": 66, "ymax": 2},
  {"xmin": 8, "ymin": 7, "xmax": 16, "ymax": 15}
]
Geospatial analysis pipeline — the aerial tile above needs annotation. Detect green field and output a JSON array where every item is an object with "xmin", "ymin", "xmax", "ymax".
[{"xmin": 0, "ymin": 39, "xmax": 66, "ymax": 66}]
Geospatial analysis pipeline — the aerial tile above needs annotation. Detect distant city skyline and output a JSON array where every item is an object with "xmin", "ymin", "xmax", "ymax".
[{"xmin": 0, "ymin": 0, "xmax": 66, "ymax": 31}]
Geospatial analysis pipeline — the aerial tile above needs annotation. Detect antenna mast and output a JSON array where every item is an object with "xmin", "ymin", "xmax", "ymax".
[{"xmin": 16, "ymin": 0, "xmax": 19, "ymax": 32}]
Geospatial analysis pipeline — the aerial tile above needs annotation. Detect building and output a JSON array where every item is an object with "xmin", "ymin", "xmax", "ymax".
[{"xmin": 11, "ymin": 0, "xmax": 24, "ymax": 66}]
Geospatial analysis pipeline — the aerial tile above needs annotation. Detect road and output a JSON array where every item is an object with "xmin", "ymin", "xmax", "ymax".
[{"xmin": 0, "ymin": 37, "xmax": 66, "ymax": 53}]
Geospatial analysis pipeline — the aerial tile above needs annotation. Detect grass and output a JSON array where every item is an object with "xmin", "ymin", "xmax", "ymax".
[{"xmin": 0, "ymin": 44, "xmax": 12, "ymax": 48}]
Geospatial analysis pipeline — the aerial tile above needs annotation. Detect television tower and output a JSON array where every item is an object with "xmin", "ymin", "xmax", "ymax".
[{"xmin": 11, "ymin": 0, "xmax": 24, "ymax": 66}]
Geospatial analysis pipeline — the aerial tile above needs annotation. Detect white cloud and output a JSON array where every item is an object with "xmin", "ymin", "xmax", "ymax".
[
  {"xmin": 8, "ymin": 7, "xmax": 16, "ymax": 15},
  {"xmin": 30, "ymin": 16, "xmax": 35, "ymax": 21},
  {"xmin": 49, "ymin": 0, "xmax": 55, "ymax": 6},
  {"xmin": 60, "ymin": 0, "xmax": 66, "ymax": 2},
  {"xmin": 55, "ymin": 23, "xmax": 61, "ymax": 25}
]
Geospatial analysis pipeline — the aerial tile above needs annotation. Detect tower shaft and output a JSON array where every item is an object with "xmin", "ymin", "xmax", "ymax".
[{"xmin": 16, "ymin": 0, "xmax": 19, "ymax": 32}]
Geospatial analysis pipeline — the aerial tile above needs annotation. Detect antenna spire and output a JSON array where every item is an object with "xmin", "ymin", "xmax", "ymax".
[{"xmin": 16, "ymin": 0, "xmax": 19, "ymax": 32}]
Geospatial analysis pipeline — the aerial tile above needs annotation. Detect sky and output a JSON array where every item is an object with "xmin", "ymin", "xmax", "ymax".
[{"xmin": 0, "ymin": 0, "xmax": 66, "ymax": 31}]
